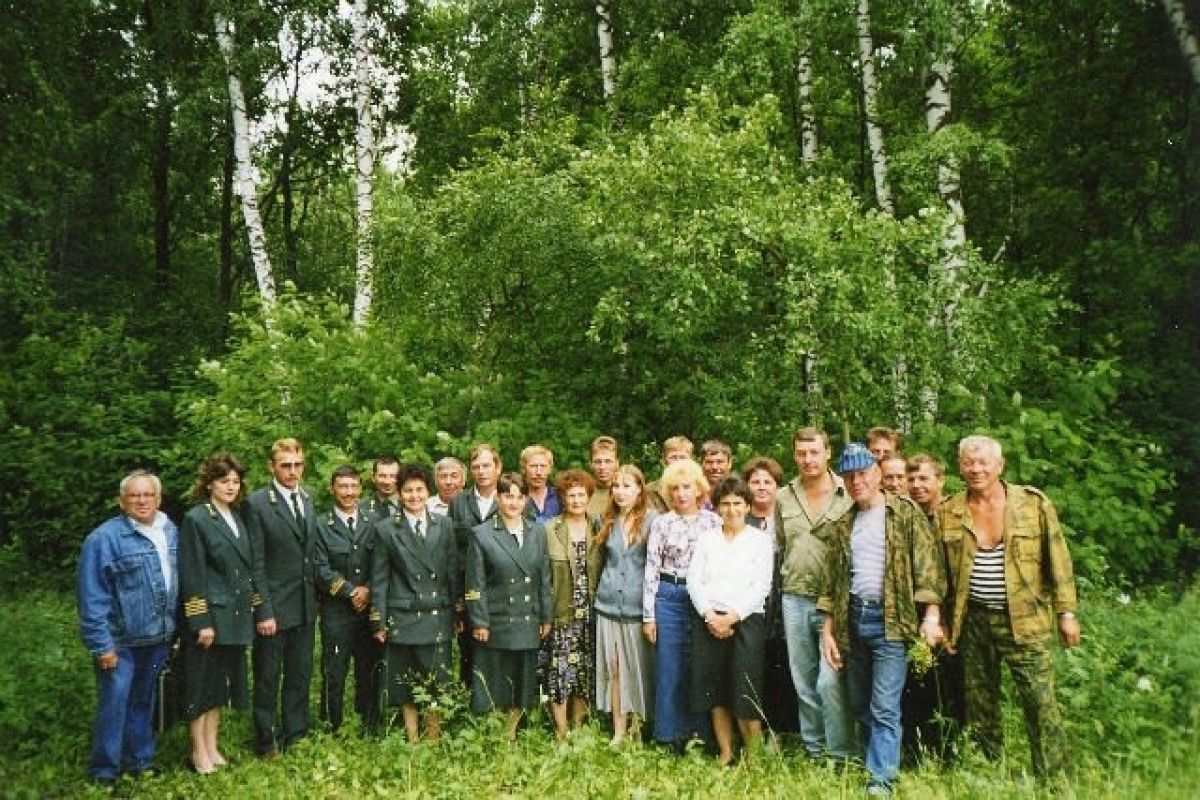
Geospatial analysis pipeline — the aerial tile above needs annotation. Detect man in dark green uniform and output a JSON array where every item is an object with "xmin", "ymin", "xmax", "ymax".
[
  {"xmin": 360, "ymin": 455, "xmax": 401, "ymax": 522},
  {"xmin": 448, "ymin": 444, "xmax": 502, "ymax": 686},
  {"xmin": 246, "ymin": 437, "xmax": 319, "ymax": 757},
  {"xmin": 314, "ymin": 464, "xmax": 380, "ymax": 734}
]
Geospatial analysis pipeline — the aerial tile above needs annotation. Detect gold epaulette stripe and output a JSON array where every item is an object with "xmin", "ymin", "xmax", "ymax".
[
  {"xmin": 368, "ymin": 610, "xmax": 382, "ymax": 621},
  {"xmin": 250, "ymin": 592, "xmax": 263, "ymax": 607},
  {"xmin": 183, "ymin": 597, "xmax": 209, "ymax": 616},
  {"xmin": 330, "ymin": 578, "xmax": 346, "ymax": 597},
  {"xmin": 464, "ymin": 590, "xmax": 482, "ymax": 602}
]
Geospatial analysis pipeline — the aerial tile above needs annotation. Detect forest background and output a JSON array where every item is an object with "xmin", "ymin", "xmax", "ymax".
[{"xmin": 1, "ymin": 0, "xmax": 1198, "ymax": 796}]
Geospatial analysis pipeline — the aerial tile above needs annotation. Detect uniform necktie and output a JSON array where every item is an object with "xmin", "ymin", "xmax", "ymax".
[
  {"xmin": 414, "ymin": 519, "xmax": 423, "ymax": 539},
  {"xmin": 347, "ymin": 515, "xmax": 356, "ymax": 533},
  {"xmin": 290, "ymin": 492, "xmax": 303, "ymax": 520}
]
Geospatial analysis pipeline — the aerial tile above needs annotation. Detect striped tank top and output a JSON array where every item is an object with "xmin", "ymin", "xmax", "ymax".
[{"xmin": 969, "ymin": 543, "xmax": 1007, "ymax": 609}]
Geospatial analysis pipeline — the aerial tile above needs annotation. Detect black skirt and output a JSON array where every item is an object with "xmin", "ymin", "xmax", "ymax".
[
  {"xmin": 689, "ymin": 612, "xmax": 766, "ymax": 721},
  {"xmin": 471, "ymin": 646, "xmax": 540, "ymax": 712},
  {"xmin": 182, "ymin": 641, "xmax": 248, "ymax": 720},
  {"xmin": 383, "ymin": 641, "xmax": 453, "ymax": 707}
]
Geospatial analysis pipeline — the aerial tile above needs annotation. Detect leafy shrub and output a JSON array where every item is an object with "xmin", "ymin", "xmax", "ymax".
[{"xmin": 0, "ymin": 314, "xmax": 174, "ymax": 589}]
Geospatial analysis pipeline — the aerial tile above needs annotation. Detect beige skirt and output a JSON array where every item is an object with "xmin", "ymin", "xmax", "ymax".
[{"xmin": 595, "ymin": 613, "xmax": 655, "ymax": 717}]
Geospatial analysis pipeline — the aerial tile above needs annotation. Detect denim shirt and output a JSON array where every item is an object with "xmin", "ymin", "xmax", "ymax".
[{"xmin": 77, "ymin": 514, "xmax": 179, "ymax": 656}]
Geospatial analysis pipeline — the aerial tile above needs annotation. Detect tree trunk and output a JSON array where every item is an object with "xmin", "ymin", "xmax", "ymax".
[
  {"xmin": 351, "ymin": 0, "xmax": 375, "ymax": 328},
  {"xmin": 280, "ymin": 30, "xmax": 303, "ymax": 287},
  {"xmin": 925, "ymin": 54, "xmax": 966, "ymax": 275},
  {"xmin": 220, "ymin": 133, "xmax": 235, "ymax": 309},
  {"xmin": 144, "ymin": 0, "xmax": 171, "ymax": 291},
  {"xmin": 596, "ymin": 0, "xmax": 617, "ymax": 101},
  {"xmin": 855, "ymin": 0, "xmax": 893, "ymax": 214},
  {"xmin": 1161, "ymin": 0, "xmax": 1200, "ymax": 89},
  {"xmin": 797, "ymin": 44, "xmax": 818, "ymax": 165},
  {"xmin": 214, "ymin": 11, "xmax": 276, "ymax": 310}
]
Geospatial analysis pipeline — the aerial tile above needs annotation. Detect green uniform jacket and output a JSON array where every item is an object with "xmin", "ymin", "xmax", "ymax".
[
  {"xmin": 465, "ymin": 517, "xmax": 551, "ymax": 651},
  {"xmin": 777, "ymin": 472, "xmax": 854, "ymax": 597},
  {"xmin": 371, "ymin": 512, "xmax": 460, "ymax": 646},
  {"xmin": 449, "ymin": 490, "xmax": 499, "ymax": 597},
  {"xmin": 245, "ymin": 485, "xmax": 319, "ymax": 630},
  {"xmin": 359, "ymin": 494, "xmax": 400, "ymax": 524},
  {"xmin": 936, "ymin": 482, "xmax": 1078, "ymax": 647},
  {"xmin": 817, "ymin": 494, "xmax": 946, "ymax": 656},
  {"xmin": 179, "ymin": 503, "xmax": 257, "ymax": 646},
  {"xmin": 314, "ymin": 509, "xmax": 376, "ymax": 636},
  {"xmin": 545, "ymin": 514, "xmax": 603, "ymax": 625}
]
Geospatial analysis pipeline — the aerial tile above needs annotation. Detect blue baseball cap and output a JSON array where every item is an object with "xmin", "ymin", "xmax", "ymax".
[{"xmin": 837, "ymin": 442, "xmax": 876, "ymax": 474}]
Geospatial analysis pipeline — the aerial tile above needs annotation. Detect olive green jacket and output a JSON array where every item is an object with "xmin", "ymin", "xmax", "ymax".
[
  {"xmin": 936, "ymin": 482, "xmax": 1077, "ymax": 647},
  {"xmin": 777, "ymin": 472, "xmax": 854, "ymax": 597},
  {"xmin": 545, "ymin": 515, "xmax": 603, "ymax": 626},
  {"xmin": 817, "ymin": 494, "xmax": 946, "ymax": 655}
]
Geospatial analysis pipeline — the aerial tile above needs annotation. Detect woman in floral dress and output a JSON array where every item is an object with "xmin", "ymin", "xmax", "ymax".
[{"xmin": 544, "ymin": 468, "xmax": 603, "ymax": 738}]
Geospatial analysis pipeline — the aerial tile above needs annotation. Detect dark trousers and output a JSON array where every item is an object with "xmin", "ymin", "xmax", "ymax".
[
  {"xmin": 457, "ymin": 628, "xmax": 475, "ymax": 689},
  {"xmin": 89, "ymin": 643, "xmax": 169, "ymax": 780},
  {"xmin": 902, "ymin": 649, "xmax": 964, "ymax": 763},
  {"xmin": 319, "ymin": 624, "xmax": 383, "ymax": 731},
  {"xmin": 253, "ymin": 622, "xmax": 315, "ymax": 753}
]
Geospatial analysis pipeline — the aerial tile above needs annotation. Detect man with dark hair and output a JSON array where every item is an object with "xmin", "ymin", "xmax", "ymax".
[
  {"xmin": 77, "ymin": 471, "xmax": 177, "ymax": 782},
  {"xmin": 246, "ymin": 438, "xmax": 319, "ymax": 757},
  {"xmin": 448, "ymin": 444, "xmax": 502, "ymax": 686},
  {"xmin": 880, "ymin": 454, "xmax": 908, "ymax": 497},
  {"xmin": 362, "ymin": 456, "xmax": 401, "ymax": 521},
  {"xmin": 314, "ymin": 464, "xmax": 380, "ymax": 733}
]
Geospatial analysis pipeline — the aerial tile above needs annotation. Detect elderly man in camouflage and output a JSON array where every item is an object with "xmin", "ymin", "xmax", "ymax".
[
  {"xmin": 819, "ymin": 443, "xmax": 946, "ymax": 796},
  {"xmin": 937, "ymin": 435, "xmax": 1080, "ymax": 778}
]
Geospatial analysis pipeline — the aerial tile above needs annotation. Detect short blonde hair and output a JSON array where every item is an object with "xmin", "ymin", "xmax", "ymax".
[
  {"xmin": 959, "ymin": 435, "xmax": 1002, "ymax": 461},
  {"xmin": 661, "ymin": 435, "xmax": 694, "ymax": 459},
  {"xmin": 270, "ymin": 437, "xmax": 304, "ymax": 462},
  {"xmin": 660, "ymin": 459, "xmax": 710, "ymax": 500},
  {"xmin": 520, "ymin": 444, "xmax": 554, "ymax": 469},
  {"xmin": 590, "ymin": 435, "xmax": 619, "ymax": 457}
]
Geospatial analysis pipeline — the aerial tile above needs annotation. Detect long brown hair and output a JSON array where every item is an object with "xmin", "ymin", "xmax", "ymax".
[{"xmin": 597, "ymin": 464, "xmax": 650, "ymax": 547}]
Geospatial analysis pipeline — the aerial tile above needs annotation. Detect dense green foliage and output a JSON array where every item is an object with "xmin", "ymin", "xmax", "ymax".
[
  {"xmin": 0, "ymin": 0, "xmax": 1196, "ymax": 587},
  {"xmin": 2, "ymin": 589, "xmax": 1196, "ymax": 797}
]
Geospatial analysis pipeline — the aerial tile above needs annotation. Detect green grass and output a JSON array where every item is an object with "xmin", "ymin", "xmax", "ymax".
[{"xmin": 2, "ymin": 588, "xmax": 1197, "ymax": 799}]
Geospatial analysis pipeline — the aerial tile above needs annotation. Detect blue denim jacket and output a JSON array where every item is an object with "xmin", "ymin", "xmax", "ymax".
[{"xmin": 77, "ymin": 514, "xmax": 178, "ymax": 655}]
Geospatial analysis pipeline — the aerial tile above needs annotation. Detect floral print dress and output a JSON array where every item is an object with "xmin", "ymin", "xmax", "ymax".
[{"xmin": 545, "ymin": 538, "xmax": 594, "ymax": 704}]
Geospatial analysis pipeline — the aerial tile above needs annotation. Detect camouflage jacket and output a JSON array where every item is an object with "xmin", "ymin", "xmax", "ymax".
[
  {"xmin": 937, "ymin": 482, "xmax": 1077, "ymax": 647},
  {"xmin": 817, "ymin": 493, "xmax": 946, "ymax": 655}
]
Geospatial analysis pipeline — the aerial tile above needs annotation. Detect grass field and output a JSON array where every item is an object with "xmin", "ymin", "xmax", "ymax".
[{"xmin": 2, "ymin": 587, "xmax": 1197, "ymax": 799}]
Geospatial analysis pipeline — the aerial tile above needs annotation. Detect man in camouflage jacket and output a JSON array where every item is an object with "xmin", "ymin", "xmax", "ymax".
[{"xmin": 936, "ymin": 434, "xmax": 1079, "ymax": 777}]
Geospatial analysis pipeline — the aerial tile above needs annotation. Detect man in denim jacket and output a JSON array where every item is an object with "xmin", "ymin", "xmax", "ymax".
[{"xmin": 76, "ymin": 470, "xmax": 178, "ymax": 783}]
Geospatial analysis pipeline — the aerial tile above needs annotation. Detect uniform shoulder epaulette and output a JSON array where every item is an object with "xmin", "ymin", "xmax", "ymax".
[
  {"xmin": 1021, "ymin": 484, "xmax": 1050, "ymax": 500},
  {"xmin": 268, "ymin": 488, "xmax": 278, "ymax": 504}
]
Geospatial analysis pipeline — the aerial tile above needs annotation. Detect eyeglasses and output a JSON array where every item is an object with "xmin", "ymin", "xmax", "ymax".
[
  {"xmin": 276, "ymin": 461, "xmax": 305, "ymax": 469},
  {"xmin": 123, "ymin": 493, "xmax": 159, "ymax": 500}
]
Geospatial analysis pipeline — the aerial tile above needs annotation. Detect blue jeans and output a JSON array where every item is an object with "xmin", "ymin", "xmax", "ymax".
[
  {"xmin": 847, "ymin": 598, "xmax": 907, "ymax": 787},
  {"xmin": 782, "ymin": 593, "xmax": 855, "ymax": 758},
  {"xmin": 89, "ymin": 643, "xmax": 169, "ymax": 780},
  {"xmin": 652, "ymin": 581, "xmax": 706, "ymax": 743}
]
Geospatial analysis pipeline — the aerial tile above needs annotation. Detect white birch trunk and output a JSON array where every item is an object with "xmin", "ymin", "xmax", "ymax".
[
  {"xmin": 351, "ymin": 0, "xmax": 375, "ymax": 328},
  {"xmin": 855, "ymin": 0, "xmax": 893, "ymax": 215},
  {"xmin": 926, "ymin": 54, "xmax": 966, "ymax": 272},
  {"xmin": 596, "ymin": 0, "xmax": 617, "ymax": 100},
  {"xmin": 214, "ymin": 12, "xmax": 276, "ymax": 310},
  {"xmin": 1161, "ymin": 0, "xmax": 1200, "ymax": 89},
  {"xmin": 797, "ymin": 46, "xmax": 818, "ymax": 164}
]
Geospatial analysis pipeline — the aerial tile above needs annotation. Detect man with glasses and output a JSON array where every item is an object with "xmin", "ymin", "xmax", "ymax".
[{"xmin": 76, "ymin": 470, "xmax": 178, "ymax": 783}]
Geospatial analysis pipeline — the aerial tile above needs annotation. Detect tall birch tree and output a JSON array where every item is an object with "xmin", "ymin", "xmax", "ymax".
[
  {"xmin": 596, "ymin": 1, "xmax": 617, "ymax": 101},
  {"xmin": 855, "ymin": 0, "xmax": 892, "ymax": 215},
  {"xmin": 1160, "ymin": 0, "xmax": 1200, "ymax": 89},
  {"xmin": 797, "ymin": 42, "xmax": 818, "ymax": 165},
  {"xmin": 352, "ymin": 0, "xmax": 376, "ymax": 327},
  {"xmin": 214, "ymin": 11, "xmax": 276, "ymax": 310}
]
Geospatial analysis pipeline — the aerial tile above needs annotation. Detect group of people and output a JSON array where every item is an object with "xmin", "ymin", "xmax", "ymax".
[{"xmin": 76, "ymin": 428, "xmax": 1080, "ymax": 796}]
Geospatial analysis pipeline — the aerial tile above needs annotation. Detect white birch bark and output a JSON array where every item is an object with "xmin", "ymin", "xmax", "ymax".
[
  {"xmin": 797, "ymin": 45, "xmax": 818, "ymax": 164},
  {"xmin": 1161, "ymin": 0, "xmax": 1200, "ymax": 89},
  {"xmin": 351, "ymin": 0, "xmax": 375, "ymax": 328},
  {"xmin": 855, "ymin": 0, "xmax": 893, "ymax": 215},
  {"xmin": 214, "ymin": 12, "xmax": 276, "ymax": 311},
  {"xmin": 926, "ymin": 54, "xmax": 966, "ymax": 273},
  {"xmin": 596, "ymin": 0, "xmax": 617, "ymax": 100}
]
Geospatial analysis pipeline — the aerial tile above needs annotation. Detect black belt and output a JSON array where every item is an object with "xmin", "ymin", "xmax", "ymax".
[{"xmin": 660, "ymin": 573, "xmax": 687, "ymax": 586}]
